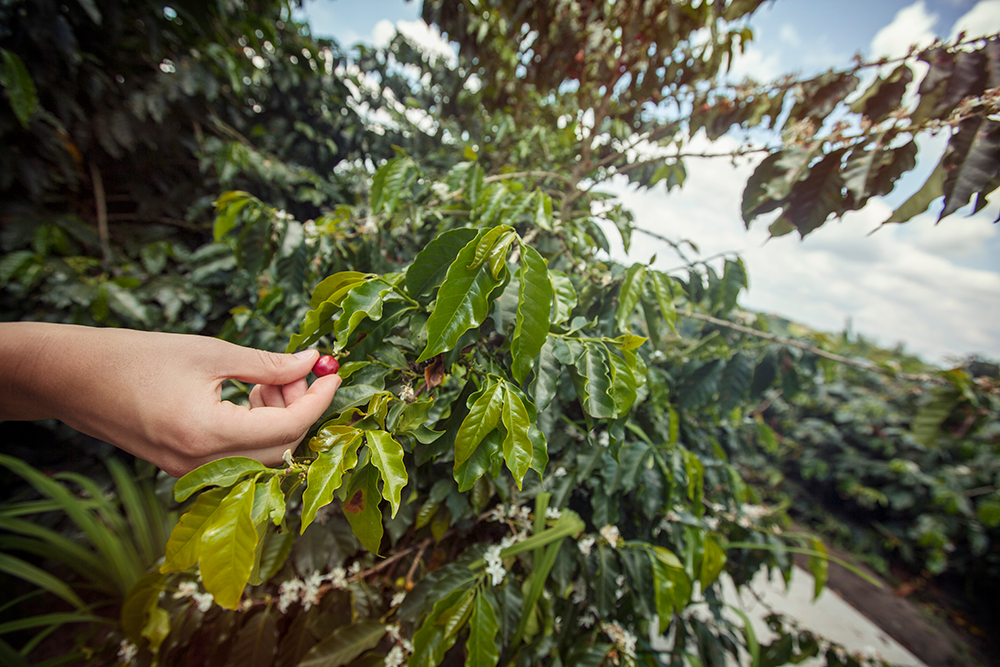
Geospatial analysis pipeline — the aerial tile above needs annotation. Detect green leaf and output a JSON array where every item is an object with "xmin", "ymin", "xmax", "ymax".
[
  {"xmin": 198, "ymin": 478, "xmax": 259, "ymax": 609},
  {"xmin": 454, "ymin": 430, "xmax": 503, "ymax": 493},
  {"xmin": 419, "ymin": 232, "xmax": 501, "ymax": 362},
  {"xmin": 173, "ymin": 457, "xmax": 269, "ymax": 502},
  {"xmin": 0, "ymin": 553, "xmax": 86, "ymax": 610},
  {"xmin": 501, "ymin": 385, "xmax": 533, "ymax": 489},
  {"xmin": 607, "ymin": 348, "xmax": 638, "ymax": 419},
  {"xmin": 617, "ymin": 263, "xmax": 646, "ymax": 332},
  {"xmin": 911, "ymin": 388, "xmax": 961, "ymax": 446},
  {"xmin": 334, "ymin": 279, "xmax": 391, "ymax": 347},
  {"xmin": 549, "ymin": 270, "xmax": 577, "ymax": 325},
  {"xmin": 286, "ymin": 300, "xmax": 339, "ymax": 352},
  {"xmin": 410, "ymin": 591, "xmax": 463, "ymax": 667},
  {"xmin": 511, "ymin": 245, "xmax": 554, "ymax": 384},
  {"xmin": 719, "ymin": 352, "xmax": 754, "ymax": 414},
  {"xmin": 531, "ymin": 336, "xmax": 561, "ymax": 412},
  {"xmin": 228, "ymin": 608, "xmax": 278, "ymax": 667},
  {"xmin": 0, "ymin": 49, "xmax": 38, "ymax": 128},
  {"xmin": 141, "ymin": 604, "xmax": 170, "ymax": 655},
  {"xmin": 406, "ymin": 227, "xmax": 479, "ymax": 299},
  {"xmin": 301, "ymin": 429, "xmax": 363, "ymax": 533},
  {"xmin": 212, "ymin": 191, "xmax": 254, "ymax": 241},
  {"xmin": 435, "ymin": 586, "xmax": 476, "ymax": 639},
  {"xmin": 342, "ymin": 464, "xmax": 384, "ymax": 555},
  {"xmin": 649, "ymin": 271, "xmax": 678, "ymax": 333},
  {"xmin": 297, "ymin": 621, "xmax": 386, "ymax": 667},
  {"xmin": 161, "ymin": 487, "xmax": 229, "ymax": 572},
  {"xmin": 470, "ymin": 225, "xmax": 514, "ymax": 270},
  {"xmin": 454, "ymin": 381, "xmax": 504, "ymax": 470},
  {"xmin": 310, "ymin": 271, "xmax": 370, "ymax": 308},
  {"xmin": 466, "ymin": 590, "xmax": 500, "ymax": 667},
  {"xmin": 806, "ymin": 537, "xmax": 828, "ymax": 600},
  {"xmin": 485, "ymin": 231, "xmax": 517, "ymax": 279},
  {"xmin": 121, "ymin": 571, "xmax": 166, "ymax": 641},
  {"xmin": 698, "ymin": 537, "xmax": 726, "ymax": 590},
  {"xmin": 571, "ymin": 343, "xmax": 617, "ymax": 419},
  {"xmin": 977, "ymin": 500, "xmax": 1000, "ymax": 528},
  {"xmin": 365, "ymin": 430, "xmax": 407, "ymax": 519},
  {"xmin": 371, "ymin": 157, "xmax": 416, "ymax": 216}
]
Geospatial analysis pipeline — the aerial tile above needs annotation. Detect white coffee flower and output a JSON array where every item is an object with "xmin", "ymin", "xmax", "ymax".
[
  {"xmin": 545, "ymin": 507, "xmax": 562, "ymax": 520},
  {"xmin": 173, "ymin": 580, "xmax": 198, "ymax": 599},
  {"xmin": 192, "ymin": 591, "xmax": 214, "ymax": 612},
  {"xmin": 118, "ymin": 640, "xmax": 138, "ymax": 664},
  {"xmin": 600, "ymin": 524, "xmax": 621, "ymax": 547},
  {"xmin": 578, "ymin": 535, "xmax": 596, "ymax": 556}
]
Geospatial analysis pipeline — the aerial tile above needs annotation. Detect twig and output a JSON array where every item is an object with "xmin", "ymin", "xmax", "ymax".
[
  {"xmin": 89, "ymin": 160, "xmax": 111, "ymax": 269},
  {"xmin": 683, "ymin": 311, "xmax": 943, "ymax": 384}
]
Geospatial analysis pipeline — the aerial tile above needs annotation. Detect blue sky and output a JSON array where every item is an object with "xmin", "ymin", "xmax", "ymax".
[{"xmin": 300, "ymin": 0, "xmax": 1000, "ymax": 364}]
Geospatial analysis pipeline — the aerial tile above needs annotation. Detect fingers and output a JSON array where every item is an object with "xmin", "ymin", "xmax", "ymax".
[
  {"xmin": 221, "ymin": 345, "xmax": 320, "ymax": 387},
  {"xmin": 215, "ymin": 374, "xmax": 342, "ymax": 453}
]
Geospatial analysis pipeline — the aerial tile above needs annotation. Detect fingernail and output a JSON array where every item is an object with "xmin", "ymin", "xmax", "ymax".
[{"xmin": 293, "ymin": 349, "xmax": 315, "ymax": 360}]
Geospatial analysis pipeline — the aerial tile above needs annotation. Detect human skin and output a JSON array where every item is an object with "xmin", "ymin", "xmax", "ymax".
[{"xmin": 0, "ymin": 322, "xmax": 341, "ymax": 477}]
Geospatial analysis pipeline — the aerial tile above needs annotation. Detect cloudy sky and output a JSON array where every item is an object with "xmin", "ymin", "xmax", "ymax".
[{"xmin": 301, "ymin": 0, "xmax": 1000, "ymax": 365}]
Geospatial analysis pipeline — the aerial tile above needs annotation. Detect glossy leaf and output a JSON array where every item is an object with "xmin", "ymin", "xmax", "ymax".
[
  {"xmin": 301, "ymin": 429, "xmax": 363, "ymax": 532},
  {"xmin": 199, "ymin": 477, "xmax": 259, "ymax": 609},
  {"xmin": 228, "ymin": 608, "xmax": 278, "ymax": 667},
  {"xmin": 365, "ymin": 430, "xmax": 407, "ymax": 518},
  {"xmin": 531, "ymin": 335, "xmax": 561, "ymax": 412},
  {"xmin": 649, "ymin": 271, "xmax": 678, "ymax": 333},
  {"xmin": 310, "ymin": 271, "xmax": 369, "ymax": 308},
  {"xmin": 501, "ymin": 385, "xmax": 533, "ymax": 489},
  {"xmin": 0, "ymin": 49, "xmax": 38, "ymax": 128},
  {"xmin": 161, "ymin": 487, "xmax": 229, "ymax": 572},
  {"xmin": 549, "ymin": 270, "xmax": 577, "ymax": 325},
  {"xmin": 454, "ymin": 429, "xmax": 503, "ymax": 493},
  {"xmin": 454, "ymin": 381, "xmax": 504, "ymax": 470},
  {"xmin": 466, "ymin": 590, "xmax": 500, "ymax": 667},
  {"xmin": 470, "ymin": 225, "xmax": 513, "ymax": 270},
  {"xmin": 406, "ymin": 227, "xmax": 479, "ymax": 299},
  {"xmin": 617, "ymin": 263, "xmax": 646, "ymax": 332},
  {"xmin": 571, "ymin": 343, "xmax": 617, "ymax": 419},
  {"xmin": 370, "ymin": 157, "xmax": 416, "ymax": 216},
  {"xmin": 342, "ymin": 464, "xmax": 384, "ymax": 555},
  {"xmin": 173, "ymin": 457, "xmax": 269, "ymax": 502},
  {"xmin": 511, "ymin": 245, "xmax": 554, "ymax": 384},
  {"xmin": 334, "ymin": 278, "xmax": 392, "ymax": 347},
  {"xmin": 419, "ymin": 232, "xmax": 501, "ymax": 362},
  {"xmin": 297, "ymin": 621, "xmax": 386, "ymax": 667},
  {"xmin": 409, "ymin": 588, "xmax": 468, "ymax": 667},
  {"xmin": 698, "ymin": 537, "xmax": 726, "ymax": 589},
  {"xmin": 606, "ymin": 348, "xmax": 638, "ymax": 419}
]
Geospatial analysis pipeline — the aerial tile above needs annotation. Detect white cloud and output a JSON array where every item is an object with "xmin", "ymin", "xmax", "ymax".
[
  {"xmin": 949, "ymin": 0, "xmax": 1000, "ymax": 40},
  {"xmin": 371, "ymin": 19, "xmax": 458, "ymax": 66},
  {"xmin": 870, "ymin": 1, "xmax": 938, "ymax": 59},
  {"xmin": 602, "ymin": 138, "xmax": 1000, "ymax": 364}
]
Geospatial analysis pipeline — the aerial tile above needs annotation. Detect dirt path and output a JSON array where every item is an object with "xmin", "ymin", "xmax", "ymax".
[{"xmin": 793, "ymin": 549, "xmax": 988, "ymax": 667}]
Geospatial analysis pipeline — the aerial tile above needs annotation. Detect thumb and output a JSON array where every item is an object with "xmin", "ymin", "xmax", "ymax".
[{"xmin": 225, "ymin": 347, "xmax": 320, "ymax": 386}]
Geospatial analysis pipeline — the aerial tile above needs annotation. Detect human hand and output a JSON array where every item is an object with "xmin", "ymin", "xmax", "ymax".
[{"xmin": 0, "ymin": 323, "xmax": 341, "ymax": 476}]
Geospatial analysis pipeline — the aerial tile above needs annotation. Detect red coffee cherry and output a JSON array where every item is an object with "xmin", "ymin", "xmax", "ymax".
[{"xmin": 313, "ymin": 355, "xmax": 340, "ymax": 377}]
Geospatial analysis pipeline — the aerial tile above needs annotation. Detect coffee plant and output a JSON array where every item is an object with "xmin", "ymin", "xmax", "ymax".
[{"xmin": 2, "ymin": 0, "xmax": 999, "ymax": 665}]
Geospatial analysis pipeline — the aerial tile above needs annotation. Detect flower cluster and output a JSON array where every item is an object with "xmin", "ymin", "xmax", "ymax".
[
  {"xmin": 173, "ymin": 579, "xmax": 214, "ymax": 612},
  {"xmin": 485, "ymin": 503, "xmax": 532, "ymax": 534},
  {"xmin": 384, "ymin": 624, "xmax": 413, "ymax": 667},
  {"xmin": 484, "ymin": 544, "xmax": 506, "ymax": 586},
  {"xmin": 277, "ymin": 567, "xmax": 349, "ymax": 613},
  {"xmin": 118, "ymin": 639, "xmax": 138, "ymax": 665},
  {"xmin": 601, "ymin": 621, "xmax": 638, "ymax": 662},
  {"xmin": 599, "ymin": 524, "xmax": 621, "ymax": 548}
]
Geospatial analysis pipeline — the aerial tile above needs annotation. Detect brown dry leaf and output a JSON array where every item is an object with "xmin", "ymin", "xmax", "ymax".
[{"xmin": 424, "ymin": 356, "xmax": 445, "ymax": 390}]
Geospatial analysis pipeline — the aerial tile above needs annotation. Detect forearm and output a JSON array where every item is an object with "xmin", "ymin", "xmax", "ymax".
[{"xmin": 0, "ymin": 321, "xmax": 80, "ymax": 421}]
